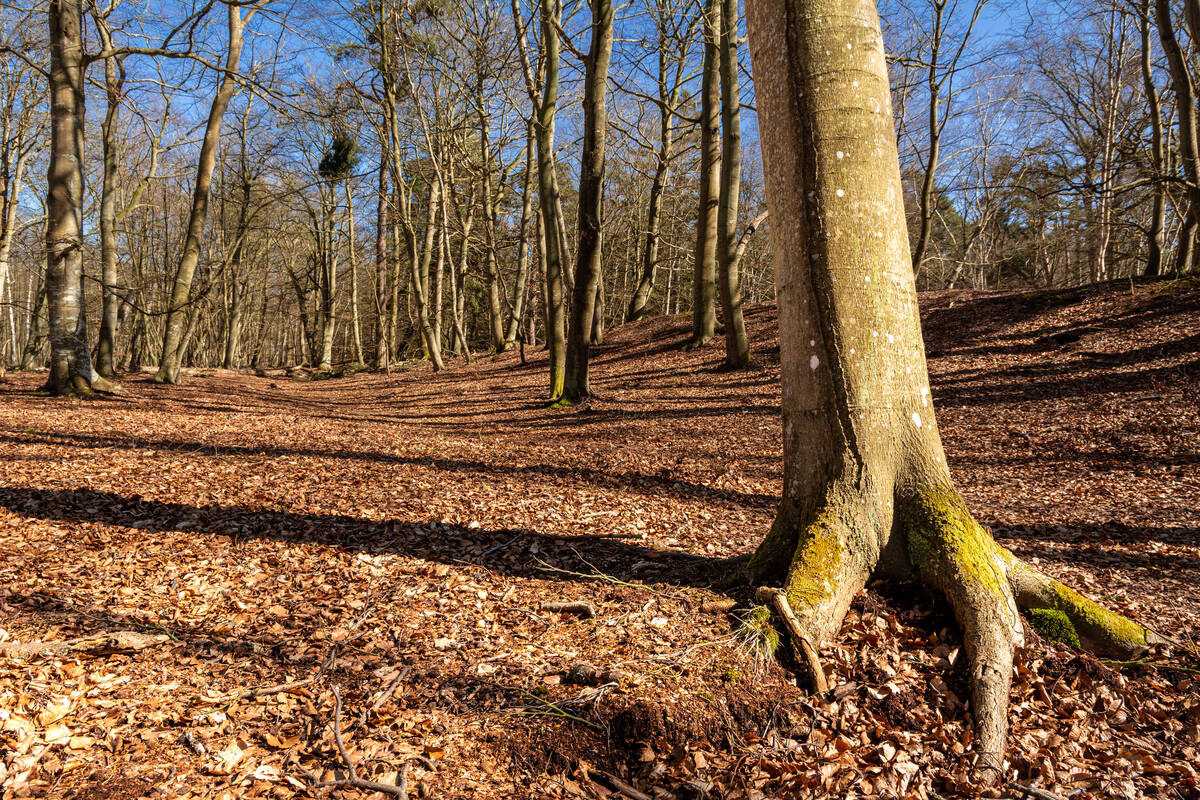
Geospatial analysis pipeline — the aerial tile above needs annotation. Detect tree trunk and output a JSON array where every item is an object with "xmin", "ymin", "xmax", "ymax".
[
  {"xmin": 374, "ymin": 157, "xmax": 389, "ymax": 368},
  {"xmin": 505, "ymin": 122, "xmax": 536, "ymax": 346},
  {"xmin": 562, "ymin": 0, "xmax": 614, "ymax": 404},
  {"xmin": 537, "ymin": 0, "xmax": 567, "ymax": 399},
  {"xmin": 717, "ymin": 0, "xmax": 749, "ymax": 369},
  {"xmin": 155, "ymin": 3, "xmax": 245, "ymax": 384},
  {"xmin": 746, "ymin": 0, "xmax": 1157, "ymax": 774},
  {"xmin": 688, "ymin": 0, "xmax": 721, "ymax": 350},
  {"xmin": 479, "ymin": 77, "xmax": 507, "ymax": 353},
  {"xmin": 627, "ymin": 37, "xmax": 682, "ymax": 323},
  {"xmin": 43, "ymin": 0, "xmax": 117, "ymax": 395},
  {"xmin": 1142, "ymin": 0, "xmax": 1167, "ymax": 277},
  {"xmin": 346, "ymin": 181, "xmax": 363, "ymax": 365},
  {"xmin": 94, "ymin": 26, "xmax": 122, "ymax": 378},
  {"xmin": 1154, "ymin": 0, "xmax": 1200, "ymax": 273}
]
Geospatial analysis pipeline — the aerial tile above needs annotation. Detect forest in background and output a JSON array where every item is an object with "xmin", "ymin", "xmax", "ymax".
[{"xmin": 0, "ymin": 0, "xmax": 1196, "ymax": 380}]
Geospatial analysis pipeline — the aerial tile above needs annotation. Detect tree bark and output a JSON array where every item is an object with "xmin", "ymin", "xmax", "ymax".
[
  {"xmin": 1154, "ymin": 0, "xmax": 1200, "ymax": 273},
  {"xmin": 1141, "ymin": 0, "xmax": 1167, "ymax": 277},
  {"xmin": 505, "ymin": 122, "xmax": 535, "ymax": 346},
  {"xmin": 537, "ymin": 0, "xmax": 567, "ymax": 399},
  {"xmin": 93, "ymin": 21, "xmax": 122, "ymax": 378},
  {"xmin": 688, "ymin": 0, "xmax": 721, "ymax": 350},
  {"xmin": 716, "ymin": 0, "xmax": 749, "ymax": 369},
  {"xmin": 43, "ymin": 0, "xmax": 117, "ymax": 395},
  {"xmin": 374, "ymin": 157, "xmax": 389, "ymax": 368},
  {"xmin": 156, "ymin": 2, "xmax": 245, "ymax": 384},
  {"xmin": 746, "ymin": 0, "xmax": 1157, "ymax": 774},
  {"xmin": 562, "ymin": 0, "xmax": 614, "ymax": 404}
]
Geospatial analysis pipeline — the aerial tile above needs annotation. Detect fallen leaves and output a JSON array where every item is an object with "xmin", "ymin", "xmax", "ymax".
[{"xmin": 0, "ymin": 284, "xmax": 1197, "ymax": 798}]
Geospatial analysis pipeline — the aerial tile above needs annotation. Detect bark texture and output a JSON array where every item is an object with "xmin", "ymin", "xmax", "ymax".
[
  {"xmin": 562, "ymin": 0, "xmax": 614, "ymax": 404},
  {"xmin": 43, "ymin": 0, "xmax": 117, "ymax": 396},
  {"xmin": 155, "ymin": 3, "xmax": 245, "ymax": 383},
  {"xmin": 745, "ymin": 0, "xmax": 1156, "ymax": 774}
]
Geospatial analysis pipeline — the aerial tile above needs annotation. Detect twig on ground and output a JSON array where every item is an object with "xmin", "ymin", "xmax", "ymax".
[
  {"xmin": 357, "ymin": 667, "xmax": 411, "ymax": 728},
  {"xmin": 586, "ymin": 768, "xmax": 653, "ymax": 800},
  {"xmin": 1007, "ymin": 781, "xmax": 1065, "ymax": 800},
  {"xmin": 1101, "ymin": 658, "xmax": 1200, "ymax": 676},
  {"xmin": 301, "ymin": 685, "xmax": 410, "ymax": 797}
]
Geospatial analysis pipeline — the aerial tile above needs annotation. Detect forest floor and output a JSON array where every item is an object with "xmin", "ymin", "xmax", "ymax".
[{"xmin": 2, "ymin": 277, "xmax": 1199, "ymax": 800}]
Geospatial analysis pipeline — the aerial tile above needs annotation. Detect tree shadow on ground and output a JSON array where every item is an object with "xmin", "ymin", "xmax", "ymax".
[
  {"xmin": 0, "ymin": 485, "xmax": 725, "ymax": 591},
  {"xmin": 0, "ymin": 430, "xmax": 779, "ymax": 509}
]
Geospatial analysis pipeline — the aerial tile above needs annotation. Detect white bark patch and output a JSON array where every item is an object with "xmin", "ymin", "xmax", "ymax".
[
  {"xmin": 911, "ymin": 412, "xmax": 922, "ymax": 428},
  {"xmin": 809, "ymin": 355, "xmax": 820, "ymax": 370},
  {"xmin": 836, "ymin": 189, "xmax": 845, "ymax": 197},
  {"xmin": 836, "ymin": 150, "xmax": 844, "ymax": 159}
]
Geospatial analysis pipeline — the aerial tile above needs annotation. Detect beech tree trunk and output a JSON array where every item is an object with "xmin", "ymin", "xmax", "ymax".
[
  {"xmin": 537, "ymin": 0, "xmax": 566, "ymax": 399},
  {"xmin": 43, "ymin": 0, "xmax": 117, "ymax": 395},
  {"xmin": 1155, "ymin": 0, "xmax": 1200, "ymax": 273},
  {"xmin": 156, "ymin": 2, "xmax": 245, "ymax": 384},
  {"xmin": 562, "ymin": 0, "xmax": 614, "ymax": 404},
  {"xmin": 746, "ymin": 0, "xmax": 1158, "ymax": 774},
  {"xmin": 688, "ymin": 0, "xmax": 721, "ymax": 350},
  {"xmin": 716, "ymin": 0, "xmax": 748, "ymax": 369},
  {"xmin": 1142, "ymin": 0, "xmax": 1166, "ymax": 277},
  {"xmin": 93, "ymin": 20, "xmax": 122, "ymax": 379}
]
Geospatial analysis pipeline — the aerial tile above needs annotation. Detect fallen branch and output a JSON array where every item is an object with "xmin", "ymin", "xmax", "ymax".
[
  {"xmin": 0, "ymin": 631, "xmax": 169, "ymax": 660},
  {"xmin": 302, "ymin": 685, "xmax": 410, "ymax": 797},
  {"xmin": 540, "ymin": 601, "xmax": 596, "ymax": 618},
  {"xmin": 756, "ymin": 587, "xmax": 829, "ymax": 694},
  {"xmin": 586, "ymin": 768, "xmax": 653, "ymax": 800}
]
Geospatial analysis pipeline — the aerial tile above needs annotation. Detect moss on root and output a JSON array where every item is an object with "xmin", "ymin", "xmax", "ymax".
[
  {"xmin": 1029, "ymin": 608, "xmax": 1080, "ymax": 648},
  {"xmin": 904, "ymin": 485, "xmax": 1011, "ymax": 598},
  {"xmin": 782, "ymin": 509, "xmax": 845, "ymax": 611},
  {"xmin": 1040, "ymin": 579, "xmax": 1152, "ymax": 654}
]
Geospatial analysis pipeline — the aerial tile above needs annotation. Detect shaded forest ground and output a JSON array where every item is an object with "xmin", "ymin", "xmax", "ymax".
[{"xmin": 1, "ymin": 277, "xmax": 1199, "ymax": 800}]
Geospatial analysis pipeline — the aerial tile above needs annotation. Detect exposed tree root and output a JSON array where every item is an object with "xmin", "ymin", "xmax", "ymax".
[
  {"xmin": 752, "ymin": 482, "xmax": 1160, "ymax": 779},
  {"xmin": 755, "ymin": 587, "xmax": 828, "ymax": 693}
]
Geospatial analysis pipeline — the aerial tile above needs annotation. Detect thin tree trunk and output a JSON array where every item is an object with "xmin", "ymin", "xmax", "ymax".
[
  {"xmin": 346, "ymin": 181, "xmax": 363, "ymax": 365},
  {"xmin": 537, "ymin": 0, "xmax": 567, "ymax": 399},
  {"xmin": 688, "ymin": 0, "xmax": 721, "ymax": 349},
  {"xmin": 156, "ymin": 2, "xmax": 246, "ymax": 383},
  {"xmin": 717, "ymin": 0, "xmax": 748, "ymax": 369},
  {"xmin": 505, "ymin": 124, "xmax": 536, "ymax": 345},
  {"xmin": 562, "ymin": 0, "xmax": 614, "ymax": 403},
  {"xmin": 1142, "ymin": 0, "xmax": 1167, "ymax": 277},
  {"xmin": 374, "ymin": 156, "xmax": 389, "ymax": 367}
]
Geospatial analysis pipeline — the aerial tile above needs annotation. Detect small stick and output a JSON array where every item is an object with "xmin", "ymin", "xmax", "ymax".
[
  {"xmin": 357, "ymin": 667, "xmax": 411, "ymax": 728},
  {"xmin": 587, "ymin": 769, "xmax": 653, "ymax": 800},
  {"xmin": 539, "ymin": 601, "xmax": 596, "ymax": 618},
  {"xmin": 303, "ymin": 685, "xmax": 410, "ymax": 797},
  {"xmin": 756, "ymin": 587, "xmax": 829, "ymax": 694},
  {"xmin": 1007, "ymin": 782, "xmax": 1065, "ymax": 800},
  {"xmin": 0, "ymin": 631, "xmax": 169, "ymax": 661}
]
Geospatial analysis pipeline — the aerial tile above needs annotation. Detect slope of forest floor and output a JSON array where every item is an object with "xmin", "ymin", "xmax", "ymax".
[{"xmin": 1, "ymin": 277, "xmax": 1199, "ymax": 800}]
